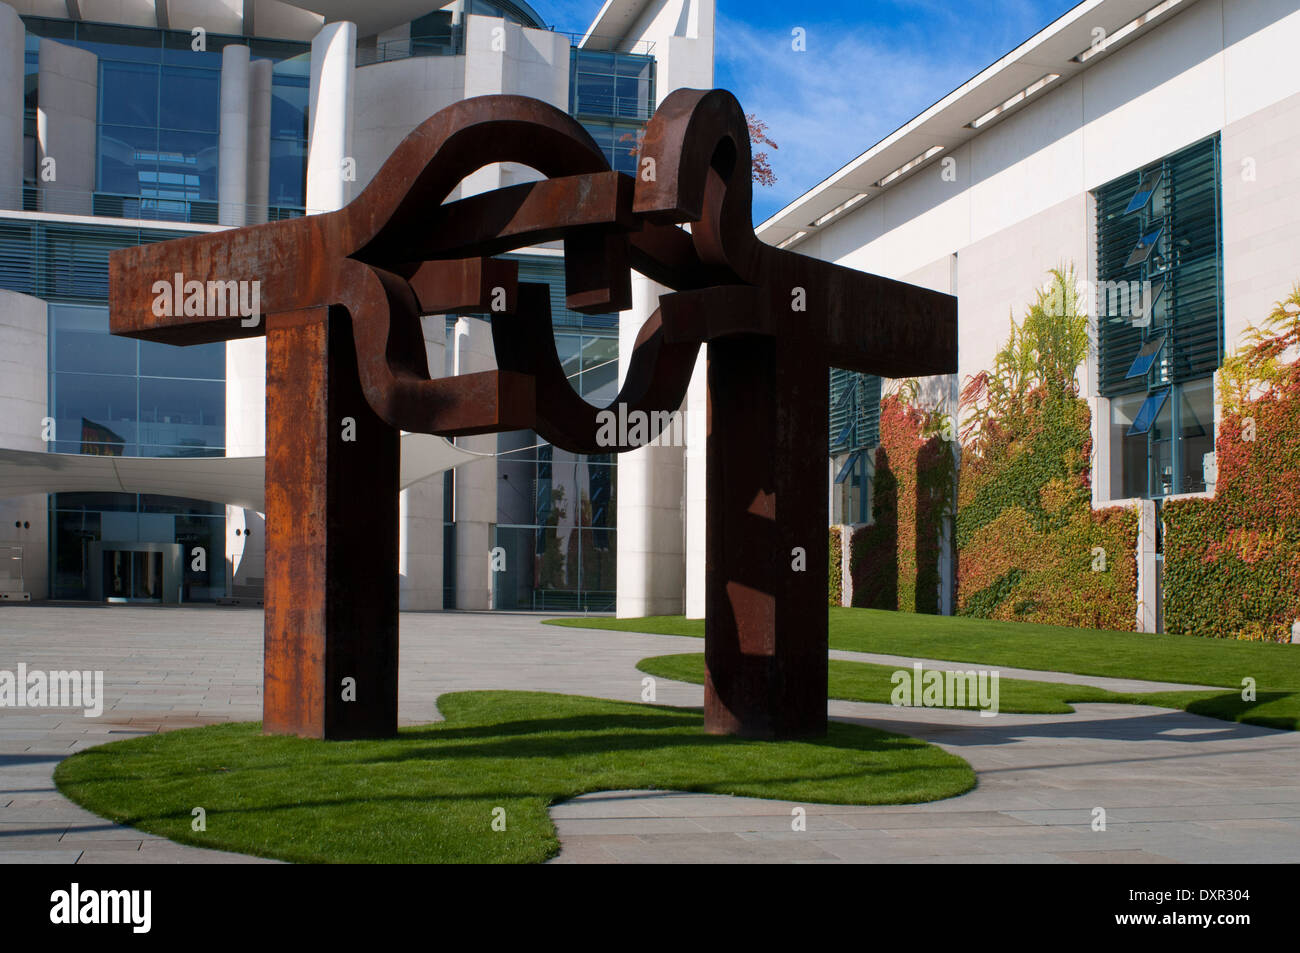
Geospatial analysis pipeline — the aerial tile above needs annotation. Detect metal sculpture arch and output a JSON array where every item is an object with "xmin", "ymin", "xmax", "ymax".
[{"xmin": 110, "ymin": 89, "xmax": 956, "ymax": 740}]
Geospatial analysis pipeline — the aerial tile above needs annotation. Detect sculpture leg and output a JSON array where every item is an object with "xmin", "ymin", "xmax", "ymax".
[
  {"xmin": 704, "ymin": 334, "xmax": 828, "ymax": 738},
  {"xmin": 263, "ymin": 306, "xmax": 400, "ymax": 739}
]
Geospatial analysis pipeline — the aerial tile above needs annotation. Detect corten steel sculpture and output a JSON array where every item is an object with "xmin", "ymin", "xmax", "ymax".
[{"xmin": 108, "ymin": 89, "xmax": 956, "ymax": 741}]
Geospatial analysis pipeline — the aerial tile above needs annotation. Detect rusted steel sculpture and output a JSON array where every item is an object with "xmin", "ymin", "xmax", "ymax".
[{"xmin": 108, "ymin": 89, "xmax": 956, "ymax": 740}]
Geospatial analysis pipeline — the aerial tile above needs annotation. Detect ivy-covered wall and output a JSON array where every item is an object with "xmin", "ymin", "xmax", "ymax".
[
  {"xmin": 955, "ymin": 389, "xmax": 1138, "ymax": 629},
  {"xmin": 828, "ymin": 527, "xmax": 842, "ymax": 607},
  {"xmin": 848, "ymin": 395, "xmax": 950, "ymax": 614},
  {"xmin": 844, "ymin": 268, "xmax": 1138, "ymax": 629},
  {"xmin": 1163, "ymin": 288, "xmax": 1300, "ymax": 642}
]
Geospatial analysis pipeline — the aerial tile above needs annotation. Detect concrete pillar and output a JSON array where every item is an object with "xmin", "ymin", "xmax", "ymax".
[
  {"xmin": 684, "ymin": 351, "xmax": 706, "ymax": 618},
  {"xmin": 218, "ymin": 45, "xmax": 250, "ymax": 226},
  {"xmin": 1136, "ymin": 499, "xmax": 1158, "ymax": 633},
  {"xmin": 0, "ymin": 289, "xmax": 49, "ymax": 599},
  {"xmin": 246, "ymin": 57, "xmax": 272, "ymax": 224},
  {"xmin": 307, "ymin": 20, "xmax": 356, "ymax": 214},
  {"xmin": 0, "ymin": 3, "xmax": 24, "ymax": 211},
  {"xmin": 225, "ymin": 333, "xmax": 266, "ymax": 601},
  {"xmin": 399, "ymin": 324, "xmax": 447, "ymax": 611},
  {"xmin": 616, "ymin": 274, "xmax": 685, "ymax": 618},
  {"xmin": 37, "ymin": 38, "xmax": 96, "ymax": 215},
  {"xmin": 451, "ymin": 316, "xmax": 498, "ymax": 610}
]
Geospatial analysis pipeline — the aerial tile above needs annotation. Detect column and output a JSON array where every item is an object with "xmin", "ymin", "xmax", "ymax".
[
  {"xmin": 246, "ymin": 57, "xmax": 272, "ymax": 224},
  {"xmin": 616, "ymin": 273, "xmax": 685, "ymax": 617},
  {"xmin": 0, "ymin": 3, "xmax": 24, "ymax": 210},
  {"xmin": 218, "ymin": 45, "xmax": 250, "ymax": 226},
  {"xmin": 307, "ymin": 20, "xmax": 355, "ymax": 214}
]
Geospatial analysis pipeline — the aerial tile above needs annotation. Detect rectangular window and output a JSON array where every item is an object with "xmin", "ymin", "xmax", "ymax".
[
  {"xmin": 1096, "ymin": 135, "xmax": 1222, "ymax": 499},
  {"xmin": 569, "ymin": 48, "xmax": 655, "ymax": 121},
  {"xmin": 829, "ymin": 368, "xmax": 881, "ymax": 454}
]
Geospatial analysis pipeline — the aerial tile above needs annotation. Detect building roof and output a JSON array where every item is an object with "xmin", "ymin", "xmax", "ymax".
[
  {"xmin": 0, "ymin": 434, "xmax": 485, "ymax": 512},
  {"xmin": 580, "ymin": 0, "xmax": 652, "ymax": 50},
  {"xmin": 756, "ymin": 0, "xmax": 1201, "ymax": 249}
]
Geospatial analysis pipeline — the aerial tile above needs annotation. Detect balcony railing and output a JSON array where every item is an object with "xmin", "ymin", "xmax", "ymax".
[
  {"xmin": 357, "ymin": 30, "xmax": 465, "ymax": 67},
  {"xmin": 570, "ymin": 94, "xmax": 655, "ymax": 122},
  {"xmin": 1, "ymin": 186, "xmax": 305, "ymax": 226}
]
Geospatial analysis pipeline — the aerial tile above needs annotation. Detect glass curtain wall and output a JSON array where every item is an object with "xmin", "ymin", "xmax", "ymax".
[
  {"xmin": 45, "ymin": 303, "xmax": 228, "ymax": 600},
  {"xmin": 570, "ymin": 48, "xmax": 655, "ymax": 177},
  {"xmin": 21, "ymin": 17, "xmax": 309, "ymax": 222},
  {"xmin": 488, "ymin": 256, "xmax": 619, "ymax": 610}
]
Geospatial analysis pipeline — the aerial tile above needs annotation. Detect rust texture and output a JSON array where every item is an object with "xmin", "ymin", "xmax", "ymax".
[{"xmin": 109, "ymin": 90, "xmax": 957, "ymax": 740}]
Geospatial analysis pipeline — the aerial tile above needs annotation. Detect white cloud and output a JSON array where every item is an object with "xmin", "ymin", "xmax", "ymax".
[{"xmin": 718, "ymin": 5, "xmax": 1069, "ymax": 220}]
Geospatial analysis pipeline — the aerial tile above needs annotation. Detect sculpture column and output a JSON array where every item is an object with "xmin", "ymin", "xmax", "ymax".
[
  {"xmin": 263, "ymin": 306, "xmax": 399, "ymax": 739},
  {"xmin": 704, "ymin": 327, "xmax": 829, "ymax": 738}
]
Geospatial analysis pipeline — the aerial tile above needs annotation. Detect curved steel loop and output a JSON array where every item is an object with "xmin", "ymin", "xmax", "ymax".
[
  {"xmin": 327, "ymin": 95, "xmax": 709, "ymax": 448},
  {"xmin": 633, "ymin": 88, "xmax": 762, "ymax": 284},
  {"xmin": 492, "ymin": 282, "xmax": 699, "ymax": 453}
]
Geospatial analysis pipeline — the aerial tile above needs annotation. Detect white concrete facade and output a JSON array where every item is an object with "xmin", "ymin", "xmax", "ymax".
[
  {"xmin": 0, "ymin": 288, "xmax": 49, "ymax": 599},
  {"xmin": 757, "ymin": 0, "xmax": 1300, "ymax": 621}
]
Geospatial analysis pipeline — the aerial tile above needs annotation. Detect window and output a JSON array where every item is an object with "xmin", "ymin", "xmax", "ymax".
[
  {"xmin": 1095, "ymin": 135, "xmax": 1222, "ymax": 499},
  {"xmin": 21, "ymin": 16, "xmax": 309, "ymax": 219},
  {"xmin": 829, "ymin": 370, "xmax": 880, "ymax": 524},
  {"xmin": 569, "ymin": 48, "xmax": 655, "ymax": 120}
]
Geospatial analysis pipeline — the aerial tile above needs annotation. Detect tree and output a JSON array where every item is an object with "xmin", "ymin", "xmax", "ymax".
[
  {"xmin": 747, "ymin": 114, "xmax": 778, "ymax": 187},
  {"xmin": 618, "ymin": 113, "xmax": 780, "ymax": 186}
]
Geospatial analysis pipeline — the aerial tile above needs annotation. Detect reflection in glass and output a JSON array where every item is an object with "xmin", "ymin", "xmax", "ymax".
[
  {"xmin": 159, "ymin": 67, "xmax": 220, "ymax": 132},
  {"xmin": 1178, "ymin": 377, "xmax": 1215, "ymax": 494},
  {"xmin": 100, "ymin": 60, "xmax": 159, "ymax": 127},
  {"xmin": 50, "ymin": 304, "xmax": 138, "ymax": 374}
]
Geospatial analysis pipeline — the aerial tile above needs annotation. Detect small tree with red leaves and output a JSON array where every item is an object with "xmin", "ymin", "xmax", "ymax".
[{"xmin": 618, "ymin": 113, "xmax": 779, "ymax": 186}]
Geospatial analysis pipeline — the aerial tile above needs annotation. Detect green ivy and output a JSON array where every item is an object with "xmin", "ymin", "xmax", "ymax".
[{"xmin": 828, "ymin": 528, "xmax": 842, "ymax": 607}]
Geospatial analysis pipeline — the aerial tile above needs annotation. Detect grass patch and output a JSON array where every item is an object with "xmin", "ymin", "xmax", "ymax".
[
  {"xmin": 54, "ymin": 690, "xmax": 975, "ymax": 864},
  {"xmin": 547, "ymin": 607, "xmax": 1300, "ymax": 692},
  {"xmin": 636, "ymin": 653, "xmax": 1299, "ymax": 731}
]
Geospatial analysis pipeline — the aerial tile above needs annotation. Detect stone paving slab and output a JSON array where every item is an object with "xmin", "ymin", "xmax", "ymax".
[{"xmin": 1, "ymin": 604, "xmax": 1298, "ymax": 864}]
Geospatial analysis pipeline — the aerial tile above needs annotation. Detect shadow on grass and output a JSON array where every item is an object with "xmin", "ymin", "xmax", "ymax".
[{"xmin": 52, "ymin": 691, "xmax": 976, "ymax": 863}]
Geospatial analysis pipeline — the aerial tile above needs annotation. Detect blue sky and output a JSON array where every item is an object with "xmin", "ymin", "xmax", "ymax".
[{"xmin": 544, "ymin": 0, "xmax": 1081, "ymax": 222}]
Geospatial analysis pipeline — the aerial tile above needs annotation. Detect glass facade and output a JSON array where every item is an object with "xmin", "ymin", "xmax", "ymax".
[
  {"xmin": 22, "ymin": 17, "xmax": 309, "ymax": 222},
  {"xmin": 570, "ymin": 48, "xmax": 655, "ymax": 175},
  {"xmin": 44, "ymin": 302, "xmax": 228, "ymax": 601},
  {"xmin": 1096, "ymin": 136, "xmax": 1223, "ymax": 499},
  {"xmin": 8, "ymin": 13, "xmax": 653, "ymax": 610},
  {"xmin": 484, "ymin": 256, "xmax": 619, "ymax": 611},
  {"xmin": 48, "ymin": 303, "xmax": 225, "ymax": 458}
]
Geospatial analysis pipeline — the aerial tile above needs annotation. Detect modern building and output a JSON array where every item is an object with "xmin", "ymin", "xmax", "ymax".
[
  {"xmin": 0, "ymin": 0, "xmax": 715, "ymax": 611},
  {"xmin": 10, "ymin": 0, "xmax": 1286, "ymax": 629},
  {"xmin": 761, "ymin": 0, "xmax": 1300, "ymax": 626}
]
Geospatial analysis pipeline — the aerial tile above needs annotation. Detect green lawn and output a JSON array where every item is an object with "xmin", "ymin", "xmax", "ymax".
[
  {"xmin": 54, "ymin": 691, "xmax": 974, "ymax": 864},
  {"xmin": 546, "ymin": 607, "xmax": 1300, "ymax": 691},
  {"xmin": 636, "ymin": 653, "xmax": 1298, "ymax": 730}
]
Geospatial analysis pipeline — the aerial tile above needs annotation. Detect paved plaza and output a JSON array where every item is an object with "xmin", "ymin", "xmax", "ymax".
[{"xmin": 1, "ymin": 605, "xmax": 1298, "ymax": 863}]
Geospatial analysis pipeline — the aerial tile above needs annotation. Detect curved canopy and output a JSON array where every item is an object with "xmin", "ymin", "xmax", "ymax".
[{"xmin": 0, "ymin": 434, "xmax": 487, "ymax": 512}]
